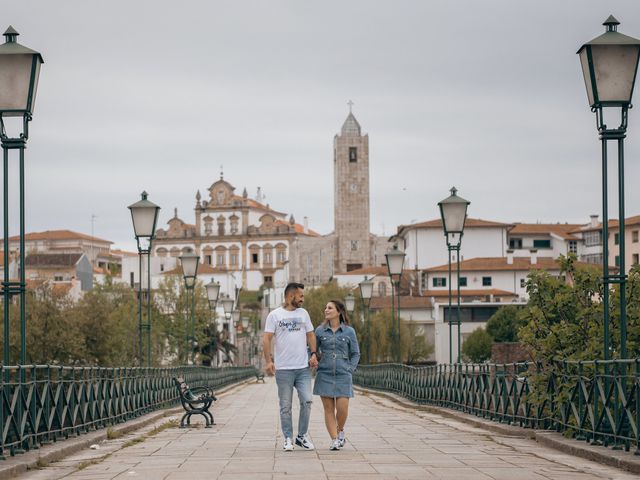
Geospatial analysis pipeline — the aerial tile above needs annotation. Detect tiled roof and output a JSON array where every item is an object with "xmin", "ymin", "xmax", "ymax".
[
  {"xmin": 369, "ymin": 296, "xmax": 433, "ymax": 309},
  {"xmin": 8, "ymin": 230, "xmax": 113, "ymax": 244},
  {"xmin": 424, "ymin": 256, "xmax": 599, "ymax": 272},
  {"xmin": 274, "ymin": 220, "xmax": 319, "ymax": 236},
  {"xmin": 509, "ymin": 223, "xmax": 583, "ymax": 240},
  {"xmin": 398, "ymin": 218, "xmax": 511, "ymax": 235},
  {"xmin": 25, "ymin": 253, "xmax": 83, "ymax": 268}
]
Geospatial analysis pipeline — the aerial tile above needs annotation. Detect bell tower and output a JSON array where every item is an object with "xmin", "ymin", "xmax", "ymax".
[{"xmin": 333, "ymin": 104, "xmax": 371, "ymax": 272}]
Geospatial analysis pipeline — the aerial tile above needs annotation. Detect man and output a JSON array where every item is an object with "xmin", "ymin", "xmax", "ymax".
[{"xmin": 263, "ymin": 282, "xmax": 318, "ymax": 451}]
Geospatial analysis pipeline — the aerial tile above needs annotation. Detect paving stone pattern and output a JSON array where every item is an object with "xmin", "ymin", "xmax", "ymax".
[{"xmin": 17, "ymin": 379, "xmax": 638, "ymax": 480}]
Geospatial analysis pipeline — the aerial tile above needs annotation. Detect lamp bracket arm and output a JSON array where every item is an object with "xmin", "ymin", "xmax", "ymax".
[
  {"xmin": 595, "ymin": 105, "xmax": 630, "ymax": 137},
  {"xmin": 0, "ymin": 113, "xmax": 30, "ymax": 147}
]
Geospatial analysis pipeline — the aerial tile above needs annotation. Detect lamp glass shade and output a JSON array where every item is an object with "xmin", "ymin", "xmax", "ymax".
[
  {"xmin": 184, "ymin": 276, "xmax": 196, "ymax": 289},
  {"xmin": 241, "ymin": 317, "xmax": 249, "ymax": 329},
  {"xmin": 359, "ymin": 277, "xmax": 374, "ymax": 300},
  {"xmin": 128, "ymin": 192, "xmax": 160, "ymax": 238},
  {"xmin": 438, "ymin": 187, "xmax": 470, "ymax": 235},
  {"xmin": 221, "ymin": 297, "xmax": 235, "ymax": 315},
  {"xmin": 385, "ymin": 245, "xmax": 405, "ymax": 277},
  {"xmin": 231, "ymin": 310, "xmax": 241, "ymax": 324},
  {"xmin": 0, "ymin": 28, "xmax": 43, "ymax": 115},
  {"xmin": 577, "ymin": 18, "xmax": 640, "ymax": 107},
  {"xmin": 205, "ymin": 280, "xmax": 221, "ymax": 303},
  {"xmin": 179, "ymin": 250, "xmax": 199, "ymax": 278},
  {"xmin": 344, "ymin": 293, "xmax": 355, "ymax": 313}
]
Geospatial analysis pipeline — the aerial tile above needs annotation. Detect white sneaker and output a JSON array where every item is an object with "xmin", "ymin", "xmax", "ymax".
[
  {"xmin": 283, "ymin": 437, "xmax": 294, "ymax": 451},
  {"xmin": 337, "ymin": 430, "xmax": 346, "ymax": 448},
  {"xmin": 329, "ymin": 438, "xmax": 341, "ymax": 451},
  {"xmin": 295, "ymin": 433, "xmax": 315, "ymax": 450}
]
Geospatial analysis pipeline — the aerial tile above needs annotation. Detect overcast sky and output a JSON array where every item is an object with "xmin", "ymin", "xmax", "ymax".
[{"xmin": 3, "ymin": 1, "xmax": 640, "ymax": 251}]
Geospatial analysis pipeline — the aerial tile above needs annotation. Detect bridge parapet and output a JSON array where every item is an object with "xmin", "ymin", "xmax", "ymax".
[
  {"xmin": 354, "ymin": 360, "xmax": 640, "ymax": 453},
  {"xmin": 0, "ymin": 365, "xmax": 256, "ymax": 458}
]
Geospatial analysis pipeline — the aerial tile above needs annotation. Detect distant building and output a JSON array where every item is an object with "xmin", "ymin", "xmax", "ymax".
[
  {"xmin": 7, "ymin": 230, "xmax": 121, "ymax": 276},
  {"xmin": 24, "ymin": 253, "xmax": 93, "ymax": 292}
]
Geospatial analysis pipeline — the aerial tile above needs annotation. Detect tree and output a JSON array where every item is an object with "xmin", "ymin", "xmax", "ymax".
[
  {"xmin": 461, "ymin": 327, "xmax": 493, "ymax": 363},
  {"xmin": 486, "ymin": 305, "xmax": 526, "ymax": 343}
]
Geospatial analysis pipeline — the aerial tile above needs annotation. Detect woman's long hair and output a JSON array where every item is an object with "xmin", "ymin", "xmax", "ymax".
[{"xmin": 326, "ymin": 299, "xmax": 350, "ymax": 325}]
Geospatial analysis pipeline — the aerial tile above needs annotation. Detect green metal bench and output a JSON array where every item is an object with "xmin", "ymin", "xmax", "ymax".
[{"xmin": 172, "ymin": 377, "xmax": 216, "ymax": 428}]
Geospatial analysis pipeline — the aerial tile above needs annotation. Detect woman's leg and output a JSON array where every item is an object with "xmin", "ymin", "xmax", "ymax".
[
  {"xmin": 335, "ymin": 397, "xmax": 349, "ymax": 433},
  {"xmin": 321, "ymin": 396, "xmax": 338, "ymax": 439}
]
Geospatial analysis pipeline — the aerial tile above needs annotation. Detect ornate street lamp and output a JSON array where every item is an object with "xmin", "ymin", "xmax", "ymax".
[
  {"xmin": 180, "ymin": 249, "xmax": 199, "ymax": 364},
  {"xmin": 438, "ymin": 186, "xmax": 470, "ymax": 364},
  {"xmin": 221, "ymin": 295, "xmax": 235, "ymax": 316},
  {"xmin": 128, "ymin": 191, "xmax": 160, "ymax": 367},
  {"xmin": 205, "ymin": 279, "xmax": 221, "ymax": 309},
  {"xmin": 578, "ymin": 16, "xmax": 640, "ymax": 361},
  {"xmin": 359, "ymin": 276, "xmax": 374, "ymax": 363},
  {"xmin": 344, "ymin": 293, "xmax": 355, "ymax": 315},
  {"xmin": 386, "ymin": 244, "xmax": 405, "ymax": 363},
  {"xmin": 0, "ymin": 27, "xmax": 43, "ymax": 369}
]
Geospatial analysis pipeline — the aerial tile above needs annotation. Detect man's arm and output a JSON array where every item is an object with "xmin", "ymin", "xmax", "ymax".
[
  {"xmin": 307, "ymin": 331, "xmax": 318, "ymax": 368},
  {"xmin": 263, "ymin": 332, "xmax": 275, "ymax": 375}
]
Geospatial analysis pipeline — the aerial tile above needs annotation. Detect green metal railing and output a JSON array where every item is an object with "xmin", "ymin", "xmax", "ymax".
[
  {"xmin": 354, "ymin": 360, "xmax": 640, "ymax": 453},
  {"xmin": 0, "ymin": 365, "xmax": 256, "ymax": 458}
]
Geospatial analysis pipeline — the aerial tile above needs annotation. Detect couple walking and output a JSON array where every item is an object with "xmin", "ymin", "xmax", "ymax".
[{"xmin": 262, "ymin": 282, "xmax": 360, "ymax": 451}]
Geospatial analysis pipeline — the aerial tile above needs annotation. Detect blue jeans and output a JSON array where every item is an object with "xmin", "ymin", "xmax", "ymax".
[{"xmin": 275, "ymin": 367, "xmax": 313, "ymax": 439}]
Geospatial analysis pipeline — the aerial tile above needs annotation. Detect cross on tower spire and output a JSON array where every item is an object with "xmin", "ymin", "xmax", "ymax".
[{"xmin": 347, "ymin": 100, "xmax": 354, "ymax": 113}]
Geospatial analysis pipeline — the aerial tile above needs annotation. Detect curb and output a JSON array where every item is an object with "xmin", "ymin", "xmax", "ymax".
[
  {"xmin": 0, "ymin": 377, "xmax": 254, "ymax": 480},
  {"xmin": 355, "ymin": 386, "xmax": 640, "ymax": 475}
]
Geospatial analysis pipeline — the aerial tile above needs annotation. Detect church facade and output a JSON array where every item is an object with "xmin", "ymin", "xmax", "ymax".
[{"xmin": 150, "ymin": 110, "xmax": 388, "ymax": 291}]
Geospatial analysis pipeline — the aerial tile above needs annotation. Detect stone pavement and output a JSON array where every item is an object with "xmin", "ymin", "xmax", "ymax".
[{"xmin": 15, "ymin": 378, "xmax": 639, "ymax": 480}]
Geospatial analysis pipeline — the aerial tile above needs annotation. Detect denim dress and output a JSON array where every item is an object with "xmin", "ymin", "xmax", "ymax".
[{"xmin": 313, "ymin": 323, "xmax": 360, "ymax": 398}]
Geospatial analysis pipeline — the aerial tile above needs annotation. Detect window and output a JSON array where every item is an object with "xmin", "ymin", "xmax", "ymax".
[
  {"xmin": 205, "ymin": 255, "xmax": 212, "ymax": 265},
  {"xmin": 130, "ymin": 272, "xmax": 135, "ymax": 287},
  {"xmin": 351, "ymin": 240, "xmax": 358, "ymax": 251},
  {"xmin": 458, "ymin": 277, "xmax": 467, "ymax": 287},
  {"xmin": 509, "ymin": 238, "xmax": 523, "ymax": 249},
  {"xmin": 482, "ymin": 276, "xmax": 492, "ymax": 286},
  {"xmin": 277, "ymin": 251, "xmax": 286, "ymax": 263},
  {"xmin": 230, "ymin": 254, "xmax": 238, "ymax": 266},
  {"xmin": 520, "ymin": 278, "xmax": 526, "ymax": 288},
  {"xmin": 432, "ymin": 277, "xmax": 446, "ymax": 287},
  {"xmin": 533, "ymin": 239, "xmax": 551, "ymax": 249},
  {"xmin": 581, "ymin": 253, "xmax": 603, "ymax": 264},
  {"xmin": 264, "ymin": 275, "xmax": 273, "ymax": 284},
  {"xmin": 264, "ymin": 253, "xmax": 272, "ymax": 264},
  {"xmin": 614, "ymin": 233, "xmax": 620, "ymax": 245},
  {"xmin": 584, "ymin": 231, "xmax": 602, "ymax": 246},
  {"xmin": 252, "ymin": 253, "xmax": 259, "ymax": 264},
  {"xmin": 633, "ymin": 230, "xmax": 639, "ymax": 243},
  {"xmin": 615, "ymin": 255, "xmax": 620, "ymax": 267},
  {"xmin": 349, "ymin": 147, "xmax": 357, "ymax": 163},
  {"xmin": 633, "ymin": 253, "xmax": 639, "ymax": 265},
  {"xmin": 160, "ymin": 264, "xmax": 164, "ymax": 272},
  {"xmin": 568, "ymin": 241, "xmax": 577, "ymax": 254},
  {"xmin": 54, "ymin": 275, "xmax": 63, "ymax": 282},
  {"xmin": 217, "ymin": 254, "xmax": 225, "ymax": 266},
  {"xmin": 378, "ymin": 283, "xmax": 387, "ymax": 296}
]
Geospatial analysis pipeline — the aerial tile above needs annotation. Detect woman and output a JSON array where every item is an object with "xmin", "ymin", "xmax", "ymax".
[{"xmin": 313, "ymin": 299, "xmax": 360, "ymax": 450}]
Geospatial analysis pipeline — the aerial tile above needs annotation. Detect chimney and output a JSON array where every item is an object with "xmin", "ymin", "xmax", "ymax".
[
  {"xmin": 303, "ymin": 216, "xmax": 309, "ymax": 234},
  {"xmin": 530, "ymin": 249, "xmax": 537, "ymax": 265},
  {"xmin": 590, "ymin": 214, "xmax": 599, "ymax": 228},
  {"xmin": 506, "ymin": 249, "xmax": 514, "ymax": 265}
]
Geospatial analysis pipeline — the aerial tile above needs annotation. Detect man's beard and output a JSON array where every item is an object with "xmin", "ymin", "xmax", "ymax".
[{"xmin": 291, "ymin": 299, "xmax": 303, "ymax": 308}]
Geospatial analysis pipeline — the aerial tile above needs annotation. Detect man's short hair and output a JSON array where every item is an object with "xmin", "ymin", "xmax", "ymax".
[{"xmin": 284, "ymin": 282, "xmax": 304, "ymax": 297}]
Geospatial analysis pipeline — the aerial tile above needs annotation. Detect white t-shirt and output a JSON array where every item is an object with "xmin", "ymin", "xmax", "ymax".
[{"xmin": 264, "ymin": 306, "xmax": 314, "ymax": 370}]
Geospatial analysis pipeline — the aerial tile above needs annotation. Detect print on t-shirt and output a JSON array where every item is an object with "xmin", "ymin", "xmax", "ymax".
[{"xmin": 278, "ymin": 318, "xmax": 303, "ymax": 332}]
